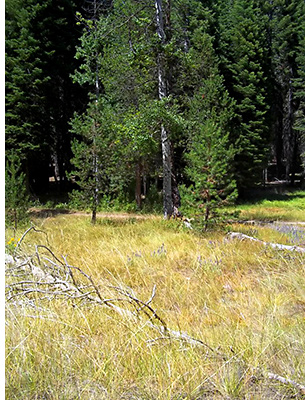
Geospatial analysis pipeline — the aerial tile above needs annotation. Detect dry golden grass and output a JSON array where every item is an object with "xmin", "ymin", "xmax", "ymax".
[{"xmin": 5, "ymin": 215, "xmax": 305, "ymax": 399}]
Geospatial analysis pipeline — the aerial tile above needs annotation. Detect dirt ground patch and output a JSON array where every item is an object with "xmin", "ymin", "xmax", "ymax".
[{"xmin": 29, "ymin": 207, "xmax": 159, "ymax": 220}]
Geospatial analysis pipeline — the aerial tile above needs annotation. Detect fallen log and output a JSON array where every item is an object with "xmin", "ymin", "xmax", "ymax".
[{"xmin": 227, "ymin": 232, "xmax": 305, "ymax": 253}]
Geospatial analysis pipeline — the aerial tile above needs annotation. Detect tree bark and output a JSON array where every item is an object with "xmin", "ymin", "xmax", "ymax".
[
  {"xmin": 282, "ymin": 76, "xmax": 297, "ymax": 184},
  {"xmin": 135, "ymin": 161, "xmax": 142, "ymax": 210},
  {"xmin": 155, "ymin": 0, "xmax": 173, "ymax": 219},
  {"xmin": 91, "ymin": 150, "xmax": 98, "ymax": 225}
]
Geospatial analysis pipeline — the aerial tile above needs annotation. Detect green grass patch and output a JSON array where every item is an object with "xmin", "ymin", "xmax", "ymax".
[{"xmin": 225, "ymin": 190, "xmax": 305, "ymax": 222}]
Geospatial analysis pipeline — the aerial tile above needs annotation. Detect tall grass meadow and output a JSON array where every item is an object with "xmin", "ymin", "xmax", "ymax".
[{"xmin": 5, "ymin": 206, "xmax": 305, "ymax": 399}]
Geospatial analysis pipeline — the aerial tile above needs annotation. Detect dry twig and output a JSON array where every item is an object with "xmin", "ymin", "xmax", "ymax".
[{"xmin": 267, "ymin": 373, "xmax": 305, "ymax": 395}]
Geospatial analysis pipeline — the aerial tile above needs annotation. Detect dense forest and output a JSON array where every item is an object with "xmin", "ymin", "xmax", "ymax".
[{"xmin": 5, "ymin": 0, "xmax": 305, "ymax": 221}]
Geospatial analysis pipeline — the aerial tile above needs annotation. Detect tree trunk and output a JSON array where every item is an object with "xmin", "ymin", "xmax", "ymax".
[
  {"xmin": 171, "ymin": 168, "xmax": 181, "ymax": 217},
  {"xmin": 283, "ymin": 78, "xmax": 296, "ymax": 184},
  {"xmin": 161, "ymin": 125, "xmax": 173, "ymax": 218},
  {"xmin": 135, "ymin": 161, "xmax": 142, "ymax": 210},
  {"xmin": 52, "ymin": 151, "xmax": 60, "ymax": 184},
  {"xmin": 91, "ymin": 208, "xmax": 97, "ymax": 225},
  {"xmin": 91, "ymin": 2, "xmax": 100, "ymax": 227},
  {"xmin": 204, "ymin": 205, "xmax": 210, "ymax": 231},
  {"xmin": 155, "ymin": 0, "xmax": 173, "ymax": 219},
  {"xmin": 91, "ymin": 151, "xmax": 98, "ymax": 225}
]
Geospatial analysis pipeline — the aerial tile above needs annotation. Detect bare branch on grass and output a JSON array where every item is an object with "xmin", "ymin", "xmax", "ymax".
[
  {"xmin": 108, "ymin": 285, "xmax": 168, "ymax": 332},
  {"xmin": 15, "ymin": 226, "xmax": 49, "ymax": 253},
  {"xmin": 227, "ymin": 232, "xmax": 305, "ymax": 253},
  {"xmin": 267, "ymin": 373, "xmax": 305, "ymax": 395}
]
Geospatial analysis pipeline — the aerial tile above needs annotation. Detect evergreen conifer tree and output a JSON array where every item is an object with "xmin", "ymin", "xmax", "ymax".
[
  {"xmin": 217, "ymin": 0, "xmax": 270, "ymax": 191},
  {"xmin": 5, "ymin": 0, "xmax": 52, "ymax": 190},
  {"xmin": 183, "ymin": 25, "xmax": 237, "ymax": 229},
  {"xmin": 68, "ymin": 99, "xmax": 117, "ymax": 222},
  {"xmin": 5, "ymin": 153, "xmax": 30, "ymax": 229},
  {"xmin": 5, "ymin": 0, "xmax": 86, "ymax": 193},
  {"xmin": 271, "ymin": 0, "xmax": 298, "ymax": 182},
  {"xmin": 293, "ymin": 1, "xmax": 305, "ymax": 180}
]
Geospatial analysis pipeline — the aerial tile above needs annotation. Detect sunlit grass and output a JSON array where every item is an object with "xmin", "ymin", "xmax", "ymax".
[
  {"xmin": 5, "ymin": 215, "xmax": 305, "ymax": 399},
  {"xmin": 227, "ymin": 190, "xmax": 305, "ymax": 222},
  {"xmin": 238, "ymin": 206, "xmax": 305, "ymax": 222}
]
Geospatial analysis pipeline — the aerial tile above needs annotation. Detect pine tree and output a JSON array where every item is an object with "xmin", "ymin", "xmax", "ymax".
[
  {"xmin": 5, "ymin": 0, "xmax": 86, "ymax": 193},
  {"xmin": 5, "ymin": 152, "xmax": 30, "ymax": 229},
  {"xmin": 68, "ymin": 99, "xmax": 117, "ymax": 222},
  {"xmin": 270, "ymin": 0, "xmax": 305, "ymax": 184},
  {"xmin": 183, "ymin": 24, "xmax": 237, "ymax": 229},
  {"xmin": 38, "ymin": 0, "xmax": 88, "ymax": 188},
  {"xmin": 217, "ymin": 0, "xmax": 270, "ymax": 191},
  {"xmin": 293, "ymin": 1, "xmax": 305, "ymax": 181},
  {"xmin": 5, "ymin": 0, "xmax": 52, "ymax": 190},
  {"xmin": 70, "ymin": 1, "xmax": 113, "ymax": 223}
]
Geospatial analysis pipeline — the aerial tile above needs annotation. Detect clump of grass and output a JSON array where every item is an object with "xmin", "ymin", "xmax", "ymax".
[{"xmin": 5, "ymin": 215, "xmax": 305, "ymax": 399}]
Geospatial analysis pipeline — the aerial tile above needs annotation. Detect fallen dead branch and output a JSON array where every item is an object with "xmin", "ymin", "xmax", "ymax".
[
  {"xmin": 267, "ymin": 373, "xmax": 305, "ymax": 395},
  {"xmin": 15, "ymin": 225, "xmax": 49, "ymax": 253},
  {"xmin": 227, "ymin": 232, "xmax": 305, "ymax": 253}
]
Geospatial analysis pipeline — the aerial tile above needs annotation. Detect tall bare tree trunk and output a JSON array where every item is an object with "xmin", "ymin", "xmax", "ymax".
[
  {"xmin": 92, "ymin": 145, "xmax": 98, "ymax": 225},
  {"xmin": 155, "ymin": 0, "xmax": 173, "ymax": 219},
  {"xmin": 91, "ymin": 0, "xmax": 100, "ymax": 225},
  {"xmin": 135, "ymin": 161, "xmax": 142, "ymax": 210},
  {"xmin": 283, "ymin": 77, "xmax": 297, "ymax": 184}
]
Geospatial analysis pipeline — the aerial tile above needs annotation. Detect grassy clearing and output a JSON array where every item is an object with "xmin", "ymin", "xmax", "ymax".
[
  {"xmin": 5, "ymin": 215, "xmax": 305, "ymax": 399},
  {"xmin": 223, "ymin": 190, "xmax": 305, "ymax": 222}
]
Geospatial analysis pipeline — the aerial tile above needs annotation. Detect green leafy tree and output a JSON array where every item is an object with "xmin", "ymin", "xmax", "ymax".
[
  {"xmin": 69, "ymin": 2, "xmax": 114, "ymax": 223},
  {"xmin": 95, "ymin": 1, "xmax": 159, "ymax": 209},
  {"xmin": 72, "ymin": 0, "xmax": 187, "ymax": 216}
]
